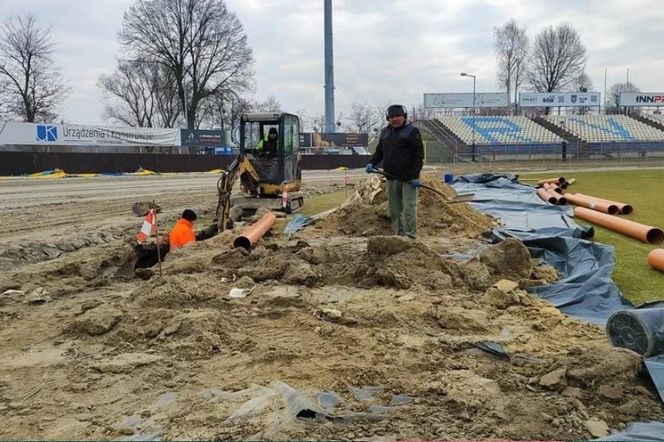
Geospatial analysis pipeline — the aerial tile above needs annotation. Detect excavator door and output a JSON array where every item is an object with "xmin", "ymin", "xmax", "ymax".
[{"xmin": 239, "ymin": 112, "xmax": 302, "ymax": 198}]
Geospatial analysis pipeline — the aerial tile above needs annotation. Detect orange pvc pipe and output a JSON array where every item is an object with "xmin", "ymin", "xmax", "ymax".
[
  {"xmin": 233, "ymin": 212, "xmax": 277, "ymax": 250},
  {"xmin": 543, "ymin": 182, "xmax": 562, "ymax": 194},
  {"xmin": 537, "ymin": 177, "xmax": 566, "ymax": 185},
  {"xmin": 566, "ymin": 193, "xmax": 620, "ymax": 215},
  {"xmin": 550, "ymin": 191, "xmax": 568, "ymax": 206},
  {"xmin": 648, "ymin": 249, "xmax": 664, "ymax": 272},
  {"xmin": 574, "ymin": 207, "xmax": 664, "ymax": 244},
  {"xmin": 576, "ymin": 193, "xmax": 633, "ymax": 215},
  {"xmin": 543, "ymin": 187, "xmax": 567, "ymax": 205},
  {"xmin": 537, "ymin": 188, "xmax": 557, "ymax": 204}
]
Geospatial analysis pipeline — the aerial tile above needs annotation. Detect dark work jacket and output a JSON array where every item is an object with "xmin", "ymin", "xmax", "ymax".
[
  {"xmin": 258, "ymin": 137, "xmax": 278, "ymax": 157},
  {"xmin": 370, "ymin": 123, "xmax": 424, "ymax": 181}
]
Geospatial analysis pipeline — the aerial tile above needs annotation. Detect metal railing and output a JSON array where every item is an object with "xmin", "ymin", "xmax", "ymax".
[{"xmin": 423, "ymin": 139, "xmax": 664, "ymax": 169}]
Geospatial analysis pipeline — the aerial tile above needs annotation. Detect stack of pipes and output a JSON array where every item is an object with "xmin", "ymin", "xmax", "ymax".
[
  {"xmin": 528, "ymin": 175, "xmax": 664, "ymax": 271},
  {"xmin": 534, "ymin": 177, "xmax": 569, "ymax": 206}
]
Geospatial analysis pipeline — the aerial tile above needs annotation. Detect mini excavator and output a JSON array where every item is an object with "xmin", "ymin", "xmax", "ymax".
[{"xmin": 215, "ymin": 112, "xmax": 304, "ymax": 231}]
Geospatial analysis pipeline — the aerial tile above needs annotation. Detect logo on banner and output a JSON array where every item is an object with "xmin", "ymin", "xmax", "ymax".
[
  {"xmin": 571, "ymin": 95, "xmax": 578, "ymax": 104},
  {"xmin": 636, "ymin": 96, "xmax": 664, "ymax": 103},
  {"xmin": 543, "ymin": 95, "xmax": 555, "ymax": 104},
  {"xmin": 36, "ymin": 125, "xmax": 58, "ymax": 142}
]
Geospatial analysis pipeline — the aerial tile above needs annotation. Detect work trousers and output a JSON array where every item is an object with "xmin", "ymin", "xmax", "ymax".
[{"xmin": 387, "ymin": 179, "xmax": 418, "ymax": 239}]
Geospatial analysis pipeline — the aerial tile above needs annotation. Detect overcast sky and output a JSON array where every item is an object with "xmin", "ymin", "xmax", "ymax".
[{"xmin": 2, "ymin": 0, "xmax": 664, "ymax": 126}]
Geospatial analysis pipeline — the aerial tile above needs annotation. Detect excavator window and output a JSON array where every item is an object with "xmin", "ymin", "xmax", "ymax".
[
  {"xmin": 242, "ymin": 121, "xmax": 260, "ymax": 155},
  {"xmin": 283, "ymin": 117, "xmax": 293, "ymax": 155},
  {"xmin": 242, "ymin": 120, "xmax": 282, "ymax": 157}
]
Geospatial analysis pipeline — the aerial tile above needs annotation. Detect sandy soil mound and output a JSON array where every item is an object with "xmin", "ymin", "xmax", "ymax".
[
  {"xmin": 322, "ymin": 175, "xmax": 494, "ymax": 237},
  {"xmin": 0, "ymin": 180, "xmax": 662, "ymax": 440}
]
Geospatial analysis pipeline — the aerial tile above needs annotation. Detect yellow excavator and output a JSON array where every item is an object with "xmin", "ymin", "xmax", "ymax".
[{"xmin": 215, "ymin": 112, "xmax": 304, "ymax": 231}]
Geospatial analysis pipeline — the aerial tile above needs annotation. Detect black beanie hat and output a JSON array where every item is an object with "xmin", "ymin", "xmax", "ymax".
[
  {"xmin": 386, "ymin": 104, "xmax": 407, "ymax": 120},
  {"xmin": 182, "ymin": 209, "xmax": 197, "ymax": 222},
  {"xmin": 269, "ymin": 127, "xmax": 278, "ymax": 134}
]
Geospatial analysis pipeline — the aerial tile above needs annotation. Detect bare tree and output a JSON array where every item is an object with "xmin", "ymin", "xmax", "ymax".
[
  {"xmin": 99, "ymin": 61, "xmax": 155, "ymax": 127},
  {"xmin": 528, "ymin": 24, "xmax": 587, "ymax": 94},
  {"xmin": 607, "ymin": 81, "xmax": 640, "ymax": 114},
  {"xmin": 412, "ymin": 102, "xmax": 434, "ymax": 121},
  {"xmin": 494, "ymin": 19, "xmax": 528, "ymax": 115},
  {"xmin": 252, "ymin": 95, "xmax": 281, "ymax": 112},
  {"xmin": 99, "ymin": 61, "xmax": 181, "ymax": 127},
  {"xmin": 119, "ymin": 0, "xmax": 254, "ymax": 129},
  {"xmin": 198, "ymin": 90, "xmax": 251, "ymax": 142},
  {"xmin": 575, "ymin": 71, "xmax": 593, "ymax": 93},
  {"xmin": 344, "ymin": 102, "xmax": 381, "ymax": 133},
  {"xmin": 0, "ymin": 14, "xmax": 70, "ymax": 122},
  {"xmin": 574, "ymin": 71, "xmax": 594, "ymax": 114},
  {"xmin": 294, "ymin": 108, "xmax": 309, "ymax": 130}
]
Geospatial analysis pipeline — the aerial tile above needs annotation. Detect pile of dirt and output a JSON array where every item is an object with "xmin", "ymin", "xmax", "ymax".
[
  {"xmin": 1, "ymin": 183, "xmax": 663, "ymax": 441},
  {"xmin": 322, "ymin": 175, "xmax": 494, "ymax": 237}
]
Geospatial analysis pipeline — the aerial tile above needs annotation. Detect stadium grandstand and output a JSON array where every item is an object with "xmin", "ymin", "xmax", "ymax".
[
  {"xmin": 543, "ymin": 115, "xmax": 664, "ymax": 143},
  {"xmin": 417, "ymin": 113, "xmax": 664, "ymax": 162},
  {"xmin": 437, "ymin": 116, "xmax": 562, "ymax": 146},
  {"xmin": 640, "ymin": 113, "xmax": 664, "ymax": 130},
  {"xmin": 418, "ymin": 116, "xmax": 564, "ymax": 161}
]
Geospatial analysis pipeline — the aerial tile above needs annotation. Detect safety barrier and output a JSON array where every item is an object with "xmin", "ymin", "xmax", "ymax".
[{"xmin": 0, "ymin": 152, "xmax": 372, "ymax": 176}]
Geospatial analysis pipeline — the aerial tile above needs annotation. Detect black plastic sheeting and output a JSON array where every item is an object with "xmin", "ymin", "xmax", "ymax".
[
  {"xmin": 453, "ymin": 174, "xmax": 664, "ymax": 441},
  {"xmin": 596, "ymin": 422, "xmax": 664, "ymax": 441},
  {"xmin": 453, "ymin": 174, "xmax": 631, "ymax": 324}
]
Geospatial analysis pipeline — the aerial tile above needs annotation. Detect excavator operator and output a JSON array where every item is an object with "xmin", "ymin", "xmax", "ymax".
[{"xmin": 256, "ymin": 127, "xmax": 278, "ymax": 158}]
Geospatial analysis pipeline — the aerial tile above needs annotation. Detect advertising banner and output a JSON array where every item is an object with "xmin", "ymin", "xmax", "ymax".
[
  {"xmin": 299, "ymin": 132, "xmax": 369, "ymax": 148},
  {"xmin": 619, "ymin": 93, "xmax": 664, "ymax": 107},
  {"xmin": 424, "ymin": 93, "xmax": 508, "ymax": 108},
  {"xmin": 0, "ymin": 121, "xmax": 181, "ymax": 146},
  {"xmin": 519, "ymin": 92, "xmax": 601, "ymax": 107},
  {"xmin": 181, "ymin": 129, "xmax": 224, "ymax": 147}
]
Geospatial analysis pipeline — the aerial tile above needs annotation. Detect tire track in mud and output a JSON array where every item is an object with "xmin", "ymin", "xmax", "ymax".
[
  {"xmin": 1, "ymin": 191, "xmax": 216, "ymax": 240},
  {"xmin": 0, "ymin": 191, "xmax": 218, "ymax": 271}
]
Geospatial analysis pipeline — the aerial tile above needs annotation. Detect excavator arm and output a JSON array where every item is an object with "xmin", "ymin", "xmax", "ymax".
[{"xmin": 216, "ymin": 154, "xmax": 261, "ymax": 231}]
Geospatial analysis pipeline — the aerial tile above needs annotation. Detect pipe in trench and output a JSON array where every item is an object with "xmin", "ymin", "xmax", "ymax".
[
  {"xmin": 575, "ymin": 193, "xmax": 634, "ymax": 215},
  {"xmin": 648, "ymin": 249, "xmax": 664, "ymax": 272},
  {"xmin": 233, "ymin": 212, "xmax": 277, "ymax": 250},
  {"xmin": 566, "ymin": 193, "xmax": 620, "ymax": 215},
  {"xmin": 574, "ymin": 207, "xmax": 664, "ymax": 244}
]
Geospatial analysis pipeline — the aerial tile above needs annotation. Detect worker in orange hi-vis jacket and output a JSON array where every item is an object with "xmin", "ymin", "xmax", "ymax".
[{"xmin": 169, "ymin": 209, "xmax": 197, "ymax": 249}]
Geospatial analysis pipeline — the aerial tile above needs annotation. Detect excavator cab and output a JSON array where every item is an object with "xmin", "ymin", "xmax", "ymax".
[
  {"xmin": 215, "ymin": 112, "xmax": 304, "ymax": 231},
  {"xmin": 239, "ymin": 112, "xmax": 303, "ymax": 191}
]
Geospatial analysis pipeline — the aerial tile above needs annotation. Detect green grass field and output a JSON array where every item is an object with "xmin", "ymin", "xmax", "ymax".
[
  {"xmin": 299, "ymin": 191, "xmax": 348, "ymax": 216},
  {"xmin": 521, "ymin": 169, "xmax": 664, "ymax": 305}
]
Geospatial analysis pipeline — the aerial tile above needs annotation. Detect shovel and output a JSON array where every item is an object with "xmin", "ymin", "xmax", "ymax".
[{"xmin": 369, "ymin": 169, "xmax": 474, "ymax": 204}]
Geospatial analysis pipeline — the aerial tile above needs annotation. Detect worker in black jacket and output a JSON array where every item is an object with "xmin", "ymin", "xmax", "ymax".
[{"xmin": 366, "ymin": 104, "xmax": 424, "ymax": 239}]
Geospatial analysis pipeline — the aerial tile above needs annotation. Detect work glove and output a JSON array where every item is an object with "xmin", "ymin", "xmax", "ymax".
[
  {"xmin": 365, "ymin": 163, "xmax": 375, "ymax": 174},
  {"xmin": 409, "ymin": 179, "xmax": 422, "ymax": 189}
]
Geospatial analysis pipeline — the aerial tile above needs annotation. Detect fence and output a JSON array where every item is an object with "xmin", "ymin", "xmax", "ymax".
[
  {"xmin": 423, "ymin": 138, "xmax": 664, "ymax": 169},
  {"xmin": 0, "ymin": 151, "xmax": 372, "ymax": 176}
]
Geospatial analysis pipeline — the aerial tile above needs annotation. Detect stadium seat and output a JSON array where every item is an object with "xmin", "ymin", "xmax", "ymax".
[
  {"xmin": 436, "ymin": 116, "xmax": 562, "ymax": 145},
  {"xmin": 544, "ymin": 115, "xmax": 664, "ymax": 143}
]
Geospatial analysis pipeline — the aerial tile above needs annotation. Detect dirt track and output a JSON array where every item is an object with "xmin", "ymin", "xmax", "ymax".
[
  {"xmin": 0, "ymin": 172, "xmax": 662, "ymax": 440},
  {"xmin": 0, "ymin": 170, "xmax": 370, "ymax": 247}
]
